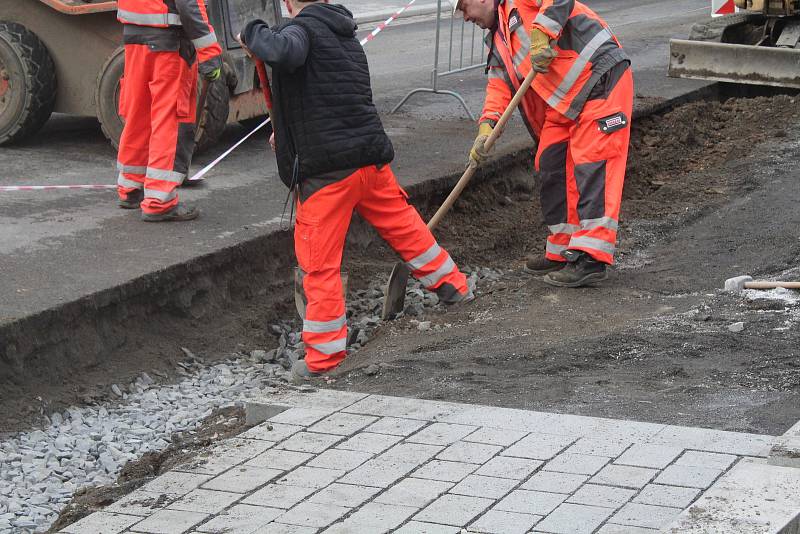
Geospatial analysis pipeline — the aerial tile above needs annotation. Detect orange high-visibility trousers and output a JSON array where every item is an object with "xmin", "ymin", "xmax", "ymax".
[
  {"xmin": 296, "ymin": 165, "xmax": 469, "ymax": 372},
  {"xmin": 116, "ymin": 44, "xmax": 198, "ymax": 214},
  {"xmin": 535, "ymin": 67, "xmax": 634, "ymax": 265}
]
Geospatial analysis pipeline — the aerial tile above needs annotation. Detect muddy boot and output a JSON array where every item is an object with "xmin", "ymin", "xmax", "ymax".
[
  {"xmin": 118, "ymin": 189, "xmax": 144, "ymax": 210},
  {"xmin": 141, "ymin": 203, "xmax": 199, "ymax": 222},
  {"xmin": 436, "ymin": 282, "xmax": 475, "ymax": 306},
  {"xmin": 544, "ymin": 250, "xmax": 608, "ymax": 287},
  {"xmin": 291, "ymin": 360, "xmax": 326, "ymax": 384},
  {"xmin": 524, "ymin": 255, "xmax": 566, "ymax": 275}
]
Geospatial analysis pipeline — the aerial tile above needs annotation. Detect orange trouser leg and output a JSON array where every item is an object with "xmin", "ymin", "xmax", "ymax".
[
  {"xmin": 567, "ymin": 68, "xmax": 634, "ymax": 264},
  {"xmin": 140, "ymin": 49, "xmax": 198, "ymax": 215},
  {"xmin": 116, "ymin": 45, "xmax": 151, "ymax": 200},
  {"xmin": 536, "ymin": 110, "xmax": 580, "ymax": 262},
  {"xmin": 296, "ymin": 173, "xmax": 361, "ymax": 373},
  {"xmin": 355, "ymin": 165, "xmax": 468, "ymax": 299}
]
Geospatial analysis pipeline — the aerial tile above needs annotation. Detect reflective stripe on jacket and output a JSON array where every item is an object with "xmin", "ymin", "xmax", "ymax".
[{"xmin": 117, "ymin": 0, "xmax": 222, "ymax": 65}]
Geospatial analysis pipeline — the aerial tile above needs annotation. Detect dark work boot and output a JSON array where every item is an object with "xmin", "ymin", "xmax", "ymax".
[
  {"xmin": 524, "ymin": 255, "xmax": 566, "ymax": 275},
  {"xmin": 544, "ymin": 250, "xmax": 608, "ymax": 287},
  {"xmin": 118, "ymin": 189, "xmax": 144, "ymax": 210},
  {"xmin": 141, "ymin": 203, "xmax": 199, "ymax": 222},
  {"xmin": 291, "ymin": 360, "xmax": 326, "ymax": 384},
  {"xmin": 436, "ymin": 281, "xmax": 475, "ymax": 306}
]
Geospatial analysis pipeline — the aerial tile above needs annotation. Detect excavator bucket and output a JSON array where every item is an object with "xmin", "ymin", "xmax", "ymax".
[{"xmin": 669, "ymin": 38, "xmax": 800, "ymax": 88}]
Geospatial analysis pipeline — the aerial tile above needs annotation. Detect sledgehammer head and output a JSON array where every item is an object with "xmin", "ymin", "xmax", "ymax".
[{"xmin": 724, "ymin": 275, "xmax": 753, "ymax": 292}]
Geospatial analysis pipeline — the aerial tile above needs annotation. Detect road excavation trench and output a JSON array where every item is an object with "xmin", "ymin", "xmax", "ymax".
[{"xmin": 3, "ymin": 89, "xmax": 800, "ymax": 533}]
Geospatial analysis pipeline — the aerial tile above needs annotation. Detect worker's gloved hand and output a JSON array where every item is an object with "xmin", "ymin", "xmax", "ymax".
[
  {"xmin": 204, "ymin": 67, "xmax": 222, "ymax": 82},
  {"xmin": 530, "ymin": 28, "xmax": 557, "ymax": 73},
  {"xmin": 469, "ymin": 122, "xmax": 494, "ymax": 166}
]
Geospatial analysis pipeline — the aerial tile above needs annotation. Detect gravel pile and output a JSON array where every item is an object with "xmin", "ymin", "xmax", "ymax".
[{"xmin": 0, "ymin": 265, "xmax": 499, "ymax": 534}]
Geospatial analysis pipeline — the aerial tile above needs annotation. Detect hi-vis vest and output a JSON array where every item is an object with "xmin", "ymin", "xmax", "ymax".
[
  {"xmin": 484, "ymin": 0, "xmax": 628, "ymax": 125},
  {"xmin": 117, "ymin": 0, "xmax": 222, "ymax": 63}
]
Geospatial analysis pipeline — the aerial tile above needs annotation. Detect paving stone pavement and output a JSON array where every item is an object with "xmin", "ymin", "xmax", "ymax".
[{"xmin": 59, "ymin": 391, "xmax": 781, "ymax": 534}]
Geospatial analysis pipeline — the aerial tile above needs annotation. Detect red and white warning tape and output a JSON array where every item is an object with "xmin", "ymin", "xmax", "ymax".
[
  {"xmin": 360, "ymin": 0, "xmax": 418, "ymax": 46},
  {"xmin": 1, "ymin": 0, "xmax": 418, "ymax": 193}
]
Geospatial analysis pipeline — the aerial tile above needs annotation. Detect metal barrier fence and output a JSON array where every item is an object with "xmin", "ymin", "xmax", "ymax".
[{"xmin": 392, "ymin": 0, "xmax": 487, "ymax": 120}]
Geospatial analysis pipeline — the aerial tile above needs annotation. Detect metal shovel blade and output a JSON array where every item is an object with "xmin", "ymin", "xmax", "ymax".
[{"xmin": 381, "ymin": 262, "xmax": 411, "ymax": 320}]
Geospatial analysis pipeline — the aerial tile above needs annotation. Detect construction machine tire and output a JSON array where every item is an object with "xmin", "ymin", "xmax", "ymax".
[
  {"xmin": 0, "ymin": 22, "xmax": 56, "ymax": 146},
  {"xmin": 688, "ymin": 13, "xmax": 765, "ymax": 42},
  {"xmin": 194, "ymin": 77, "xmax": 229, "ymax": 154},
  {"xmin": 96, "ymin": 47, "xmax": 125, "ymax": 150}
]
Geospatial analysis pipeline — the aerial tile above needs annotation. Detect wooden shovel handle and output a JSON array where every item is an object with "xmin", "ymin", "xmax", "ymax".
[
  {"xmin": 745, "ymin": 281, "xmax": 800, "ymax": 290},
  {"xmin": 427, "ymin": 69, "xmax": 537, "ymax": 230}
]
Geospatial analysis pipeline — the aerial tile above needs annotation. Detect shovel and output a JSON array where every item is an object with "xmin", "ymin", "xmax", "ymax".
[{"xmin": 381, "ymin": 69, "xmax": 538, "ymax": 320}]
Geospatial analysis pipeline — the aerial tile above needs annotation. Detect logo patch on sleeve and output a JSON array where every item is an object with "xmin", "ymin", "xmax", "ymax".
[
  {"xmin": 509, "ymin": 9, "xmax": 522, "ymax": 33},
  {"xmin": 597, "ymin": 112, "xmax": 628, "ymax": 134}
]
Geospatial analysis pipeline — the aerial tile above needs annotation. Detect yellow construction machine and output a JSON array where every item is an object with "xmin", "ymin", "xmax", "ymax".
[
  {"xmin": 669, "ymin": 0, "xmax": 800, "ymax": 88},
  {"xmin": 0, "ymin": 0, "xmax": 281, "ymax": 149}
]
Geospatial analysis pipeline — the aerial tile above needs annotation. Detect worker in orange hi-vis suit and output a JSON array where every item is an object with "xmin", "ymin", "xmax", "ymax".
[
  {"xmin": 456, "ymin": 0, "xmax": 634, "ymax": 287},
  {"xmin": 115, "ymin": 0, "xmax": 223, "ymax": 221}
]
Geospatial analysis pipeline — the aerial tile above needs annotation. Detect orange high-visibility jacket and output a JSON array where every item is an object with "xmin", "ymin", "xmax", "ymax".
[
  {"xmin": 482, "ymin": 0, "xmax": 628, "ymax": 131},
  {"xmin": 117, "ymin": 0, "xmax": 223, "ymax": 66}
]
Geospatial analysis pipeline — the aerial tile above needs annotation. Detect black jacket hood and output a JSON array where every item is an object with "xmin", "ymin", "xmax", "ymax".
[{"xmin": 297, "ymin": 3, "xmax": 357, "ymax": 38}]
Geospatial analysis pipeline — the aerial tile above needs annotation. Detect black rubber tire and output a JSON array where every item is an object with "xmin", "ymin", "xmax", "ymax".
[
  {"xmin": 688, "ymin": 13, "xmax": 764, "ymax": 42},
  {"xmin": 0, "ymin": 22, "xmax": 56, "ymax": 145},
  {"xmin": 96, "ymin": 47, "xmax": 125, "ymax": 150},
  {"xmin": 239, "ymin": 115, "xmax": 273, "ymax": 137},
  {"xmin": 194, "ymin": 77, "xmax": 229, "ymax": 154}
]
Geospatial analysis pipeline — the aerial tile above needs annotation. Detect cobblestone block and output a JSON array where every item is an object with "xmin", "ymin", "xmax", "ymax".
[
  {"xmin": 609, "ymin": 502, "xmax": 682, "ymax": 530},
  {"xmin": 595, "ymin": 524, "xmax": 658, "ymax": 533},
  {"xmin": 654, "ymin": 464, "xmax": 723, "ymax": 488},
  {"xmin": 167, "ymin": 489, "xmax": 241, "ymax": 514},
  {"xmin": 566, "ymin": 484, "xmax": 635, "ymax": 509},
  {"xmin": 251, "ymin": 523, "xmax": 316, "ymax": 534},
  {"xmin": 308, "ymin": 413, "xmax": 378, "ymax": 436},
  {"xmin": 494, "ymin": 489, "xmax": 566, "ymax": 516},
  {"xmin": 307, "ymin": 448, "xmax": 373, "ymax": 471},
  {"xmin": 337, "ymin": 458, "xmax": 417, "ymax": 487},
  {"xmin": 414, "ymin": 494, "xmax": 494, "ymax": 527},
  {"xmin": 246, "ymin": 449, "xmax": 313, "ymax": 471},
  {"xmin": 675, "ymin": 450, "xmax": 737, "ymax": 470},
  {"xmin": 393, "ymin": 521, "xmax": 461, "ymax": 533},
  {"xmin": 129, "ymin": 509, "xmax": 208, "ymax": 534},
  {"xmin": 436, "ymin": 441, "xmax": 501, "ymax": 464},
  {"xmin": 276, "ymin": 466, "xmax": 344, "ymax": 489},
  {"xmin": 243, "ymin": 484, "xmax": 317, "ymax": 509},
  {"xmin": 564, "ymin": 437, "xmax": 632, "ymax": 458},
  {"xmin": 277, "ymin": 432, "xmax": 342, "ymax": 454},
  {"xmin": 543, "ymin": 453, "xmax": 609, "ymax": 475},
  {"xmin": 501, "ymin": 433, "xmax": 574, "ymax": 460},
  {"xmin": 241, "ymin": 423, "xmax": 304, "ymax": 442},
  {"xmin": 335, "ymin": 432, "xmax": 403, "ymax": 454},
  {"xmin": 104, "ymin": 490, "xmax": 170, "ymax": 517},
  {"xmin": 406, "ymin": 423, "xmax": 477, "ymax": 445},
  {"xmin": 202, "ymin": 466, "xmax": 283, "ymax": 493},
  {"xmin": 327, "ymin": 502, "xmax": 417, "ymax": 532},
  {"xmin": 182, "ymin": 439, "xmax": 276, "ymax": 475},
  {"xmin": 412, "ymin": 460, "xmax": 479, "ymax": 483},
  {"xmin": 363, "ymin": 417, "xmax": 428, "ymax": 436},
  {"xmin": 375, "ymin": 478, "xmax": 453, "ymax": 508},
  {"xmin": 59, "ymin": 511, "xmax": 141, "ymax": 534},
  {"xmin": 614, "ymin": 444, "xmax": 684, "ymax": 469},
  {"xmin": 377, "ymin": 442, "xmax": 443, "ymax": 466},
  {"xmin": 308, "ymin": 483, "xmax": 380, "ymax": 508},
  {"xmin": 195, "ymin": 504, "xmax": 282, "ymax": 533},
  {"xmin": 275, "ymin": 501, "xmax": 350, "ymax": 528},
  {"xmin": 590, "ymin": 464, "xmax": 658, "ymax": 489},
  {"xmin": 634, "ymin": 484, "xmax": 700, "ymax": 509},
  {"xmin": 520, "ymin": 471, "xmax": 587, "ymax": 494},
  {"xmin": 649, "ymin": 426, "xmax": 774, "ymax": 457},
  {"xmin": 449, "ymin": 474, "xmax": 518, "ymax": 499},
  {"xmin": 343, "ymin": 395, "xmax": 460, "ymax": 421},
  {"xmin": 269, "ymin": 408, "xmax": 331, "ymax": 426},
  {"xmin": 141, "ymin": 472, "xmax": 212, "ymax": 499},
  {"xmin": 532, "ymin": 503, "xmax": 612, "ymax": 534},
  {"xmin": 469, "ymin": 509, "xmax": 541, "ymax": 534},
  {"xmin": 475, "ymin": 456, "xmax": 542, "ymax": 480},
  {"xmin": 463, "ymin": 427, "xmax": 528, "ymax": 447}
]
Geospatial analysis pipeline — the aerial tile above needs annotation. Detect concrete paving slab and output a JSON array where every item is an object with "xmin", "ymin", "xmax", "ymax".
[{"xmin": 63, "ymin": 392, "xmax": 784, "ymax": 534}]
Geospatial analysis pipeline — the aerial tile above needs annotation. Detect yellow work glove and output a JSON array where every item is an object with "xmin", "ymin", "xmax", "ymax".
[
  {"xmin": 204, "ymin": 67, "xmax": 222, "ymax": 82},
  {"xmin": 530, "ymin": 27, "xmax": 557, "ymax": 73},
  {"xmin": 469, "ymin": 122, "xmax": 494, "ymax": 166}
]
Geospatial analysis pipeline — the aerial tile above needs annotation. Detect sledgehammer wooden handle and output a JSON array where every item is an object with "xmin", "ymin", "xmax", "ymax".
[
  {"xmin": 746, "ymin": 281, "xmax": 800, "ymax": 290},
  {"xmin": 427, "ymin": 70, "xmax": 537, "ymax": 230}
]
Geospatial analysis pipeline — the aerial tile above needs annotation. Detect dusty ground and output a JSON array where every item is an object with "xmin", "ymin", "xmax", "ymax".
[{"xmin": 331, "ymin": 93, "xmax": 800, "ymax": 436}]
